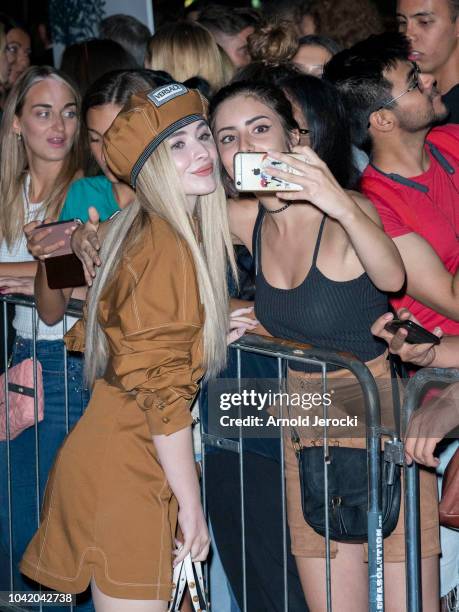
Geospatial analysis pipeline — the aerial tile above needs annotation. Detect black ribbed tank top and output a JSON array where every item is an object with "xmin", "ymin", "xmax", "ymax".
[{"xmin": 253, "ymin": 206, "xmax": 388, "ymax": 371}]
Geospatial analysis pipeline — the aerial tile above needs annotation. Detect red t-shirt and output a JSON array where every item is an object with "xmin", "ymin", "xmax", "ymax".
[{"xmin": 361, "ymin": 125, "xmax": 459, "ymax": 334}]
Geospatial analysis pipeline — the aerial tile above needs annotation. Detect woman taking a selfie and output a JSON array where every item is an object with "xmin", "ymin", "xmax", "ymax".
[
  {"xmin": 208, "ymin": 81, "xmax": 440, "ymax": 611},
  {"xmin": 0, "ymin": 66, "xmax": 89, "ymax": 602},
  {"xmin": 20, "ymin": 84, "xmax": 238, "ymax": 611}
]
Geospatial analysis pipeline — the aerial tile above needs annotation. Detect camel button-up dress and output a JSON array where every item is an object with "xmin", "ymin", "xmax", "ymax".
[{"xmin": 20, "ymin": 214, "xmax": 205, "ymax": 600}]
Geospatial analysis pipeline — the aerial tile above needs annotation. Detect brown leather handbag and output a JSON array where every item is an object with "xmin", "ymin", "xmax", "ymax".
[{"xmin": 439, "ymin": 447, "xmax": 459, "ymax": 529}]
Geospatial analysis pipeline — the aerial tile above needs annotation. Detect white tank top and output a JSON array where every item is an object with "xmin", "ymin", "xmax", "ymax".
[{"xmin": 0, "ymin": 175, "xmax": 78, "ymax": 340}]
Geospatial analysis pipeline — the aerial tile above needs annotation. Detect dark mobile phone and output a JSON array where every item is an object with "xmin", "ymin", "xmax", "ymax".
[
  {"xmin": 30, "ymin": 219, "xmax": 85, "ymax": 289},
  {"xmin": 384, "ymin": 319, "xmax": 441, "ymax": 345}
]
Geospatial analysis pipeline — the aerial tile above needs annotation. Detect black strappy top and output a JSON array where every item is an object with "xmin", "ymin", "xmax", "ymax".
[{"xmin": 253, "ymin": 207, "xmax": 388, "ymax": 371}]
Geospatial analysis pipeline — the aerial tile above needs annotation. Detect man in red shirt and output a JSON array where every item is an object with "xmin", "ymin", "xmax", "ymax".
[
  {"xmin": 326, "ymin": 32, "xmax": 459, "ymax": 608},
  {"xmin": 325, "ymin": 32, "xmax": 459, "ymax": 335}
]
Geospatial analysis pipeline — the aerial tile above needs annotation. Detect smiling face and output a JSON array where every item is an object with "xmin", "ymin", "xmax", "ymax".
[
  {"xmin": 6, "ymin": 28, "xmax": 31, "ymax": 87},
  {"xmin": 167, "ymin": 119, "xmax": 219, "ymax": 197},
  {"xmin": 397, "ymin": 0, "xmax": 459, "ymax": 74},
  {"xmin": 86, "ymin": 103, "xmax": 122, "ymax": 182},
  {"xmin": 212, "ymin": 95, "xmax": 292, "ymax": 179},
  {"xmin": 13, "ymin": 77, "xmax": 78, "ymax": 163}
]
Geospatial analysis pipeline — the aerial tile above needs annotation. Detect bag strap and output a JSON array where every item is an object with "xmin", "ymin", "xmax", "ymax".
[
  {"xmin": 287, "ymin": 354, "xmax": 407, "ymax": 452},
  {"xmin": 252, "ymin": 204, "xmax": 265, "ymax": 277},
  {"xmin": 284, "ymin": 375, "xmax": 305, "ymax": 456},
  {"xmin": 388, "ymin": 353, "xmax": 408, "ymax": 437},
  {"xmin": 168, "ymin": 553, "xmax": 207, "ymax": 612}
]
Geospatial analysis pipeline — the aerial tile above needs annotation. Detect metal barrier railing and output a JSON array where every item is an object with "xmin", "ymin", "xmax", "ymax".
[
  {"xmin": 401, "ymin": 367, "xmax": 459, "ymax": 612},
  {"xmin": 202, "ymin": 333, "xmax": 390, "ymax": 612},
  {"xmin": 2, "ymin": 295, "xmax": 457, "ymax": 612},
  {"xmin": 0, "ymin": 294, "xmax": 84, "ymax": 612}
]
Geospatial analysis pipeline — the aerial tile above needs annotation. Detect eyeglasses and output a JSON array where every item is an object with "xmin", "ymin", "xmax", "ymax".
[{"xmin": 377, "ymin": 62, "xmax": 422, "ymax": 111}]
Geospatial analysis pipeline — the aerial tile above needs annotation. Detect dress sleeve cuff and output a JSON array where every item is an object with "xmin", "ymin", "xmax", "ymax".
[
  {"xmin": 64, "ymin": 319, "xmax": 85, "ymax": 352},
  {"xmin": 136, "ymin": 391, "xmax": 196, "ymax": 436}
]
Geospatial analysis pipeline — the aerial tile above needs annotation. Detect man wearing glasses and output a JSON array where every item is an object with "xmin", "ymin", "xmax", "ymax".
[
  {"xmin": 325, "ymin": 31, "xmax": 459, "ymax": 337},
  {"xmin": 397, "ymin": 0, "xmax": 459, "ymax": 123},
  {"xmin": 325, "ymin": 31, "xmax": 459, "ymax": 609}
]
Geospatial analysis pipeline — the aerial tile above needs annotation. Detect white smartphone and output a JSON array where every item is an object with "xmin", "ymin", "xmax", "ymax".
[{"xmin": 233, "ymin": 152, "xmax": 306, "ymax": 192}]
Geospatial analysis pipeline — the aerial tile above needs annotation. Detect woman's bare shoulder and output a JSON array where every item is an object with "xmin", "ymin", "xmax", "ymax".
[{"xmin": 228, "ymin": 197, "xmax": 259, "ymax": 248}]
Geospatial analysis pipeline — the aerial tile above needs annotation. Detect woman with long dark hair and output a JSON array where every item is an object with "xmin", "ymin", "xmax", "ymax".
[{"xmin": 208, "ymin": 81, "xmax": 439, "ymax": 611}]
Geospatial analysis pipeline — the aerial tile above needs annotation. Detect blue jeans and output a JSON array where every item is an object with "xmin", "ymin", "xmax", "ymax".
[{"xmin": 0, "ymin": 338, "xmax": 94, "ymax": 611}]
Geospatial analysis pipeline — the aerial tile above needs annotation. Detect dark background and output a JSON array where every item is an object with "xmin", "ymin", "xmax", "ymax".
[{"xmin": 3, "ymin": 0, "xmax": 397, "ymax": 38}]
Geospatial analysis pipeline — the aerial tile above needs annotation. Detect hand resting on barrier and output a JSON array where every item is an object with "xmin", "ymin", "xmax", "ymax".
[
  {"xmin": 0, "ymin": 276, "xmax": 35, "ymax": 295},
  {"xmin": 227, "ymin": 305, "xmax": 260, "ymax": 344},
  {"xmin": 229, "ymin": 298, "xmax": 272, "ymax": 337},
  {"xmin": 372, "ymin": 308, "xmax": 459, "ymax": 467},
  {"xmin": 404, "ymin": 386, "xmax": 459, "ymax": 467}
]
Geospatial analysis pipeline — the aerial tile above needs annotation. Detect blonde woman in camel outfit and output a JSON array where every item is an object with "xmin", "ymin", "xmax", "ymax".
[{"xmin": 19, "ymin": 84, "xmax": 250, "ymax": 611}]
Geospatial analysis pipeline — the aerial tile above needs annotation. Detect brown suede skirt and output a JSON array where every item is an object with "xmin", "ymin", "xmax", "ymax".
[{"xmin": 284, "ymin": 352, "xmax": 440, "ymax": 561}]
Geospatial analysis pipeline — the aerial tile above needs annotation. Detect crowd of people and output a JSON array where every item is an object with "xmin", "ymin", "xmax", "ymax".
[{"xmin": 0, "ymin": 1, "xmax": 459, "ymax": 611}]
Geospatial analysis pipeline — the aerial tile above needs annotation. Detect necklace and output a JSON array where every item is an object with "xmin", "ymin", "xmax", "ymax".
[
  {"xmin": 23, "ymin": 175, "xmax": 31, "ymax": 219},
  {"xmin": 23, "ymin": 175, "xmax": 44, "ymax": 222},
  {"xmin": 264, "ymin": 202, "xmax": 291, "ymax": 214}
]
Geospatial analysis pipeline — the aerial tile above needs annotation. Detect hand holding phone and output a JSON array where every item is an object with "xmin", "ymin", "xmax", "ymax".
[
  {"xmin": 383, "ymin": 319, "xmax": 441, "ymax": 345},
  {"xmin": 233, "ymin": 152, "xmax": 306, "ymax": 192},
  {"xmin": 28, "ymin": 219, "xmax": 81, "ymax": 258},
  {"xmin": 28, "ymin": 219, "xmax": 85, "ymax": 289}
]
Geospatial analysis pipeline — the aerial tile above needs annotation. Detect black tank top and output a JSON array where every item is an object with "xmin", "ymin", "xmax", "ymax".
[{"xmin": 253, "ymin": 207, "xmax": 388, "ymax": 371}]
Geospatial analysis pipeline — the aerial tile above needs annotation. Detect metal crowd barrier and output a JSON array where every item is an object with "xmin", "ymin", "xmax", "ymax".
[
  {"xmin": 402, "ymin": 367, "xmax": 459, "ymax": 612},
  {"xmin": 202, "ymin": 333, "xmax": 389, "ymax": 612},
  {"xmin": 0, "ymin": 294, "xmax": 83, "ymax": 612},
  {"xmin": 202, "ymin": 335, "xmax": 459, "ymax": 612},
  {"xmin": 2, "ymin": 295, "xmax": 457, "ymax": 612}
]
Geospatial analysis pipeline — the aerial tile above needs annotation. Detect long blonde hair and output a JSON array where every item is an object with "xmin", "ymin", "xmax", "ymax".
[
  {"xmin": 84, "ymin": 140, "xmax": 237, "ymax": 386},
  {"xmin": 147, "ymin": 22, "xmax": 228, "ymax": 94},
  {"xmin": 0, "ymin": 66, "xmax": 83, "ymax": 248}
]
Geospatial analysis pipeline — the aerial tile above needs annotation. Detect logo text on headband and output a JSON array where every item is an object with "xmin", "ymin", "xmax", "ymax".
[{"xmin": 147, "ymin": 84, "xmax": 188, "ymax": 107}]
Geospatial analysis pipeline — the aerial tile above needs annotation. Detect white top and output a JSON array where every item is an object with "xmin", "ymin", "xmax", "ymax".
[{"xmin": 0, "ymin": 175, "xmax": 78, "ymax": 340}]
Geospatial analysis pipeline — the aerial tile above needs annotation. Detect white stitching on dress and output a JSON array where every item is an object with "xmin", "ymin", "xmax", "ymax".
[
  {"xmin": 21, "ymin": 548, "xmax": 170, "ymax": 587},
  {"xmin": 33, "ymin": 448, "xmax": 65, "ymax": 581},
  {"xmin": 126, "ymin": 262, "xmax": 141, "ymax": 329},
  {"xmin": 174, "ymin": 234, "xmax": 187, "ymax": 321},
  {"xmin": 156, "ymin": 477, "xmax": 170, "ymax": 598}
]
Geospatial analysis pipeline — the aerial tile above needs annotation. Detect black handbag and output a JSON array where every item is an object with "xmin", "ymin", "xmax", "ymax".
[
  {"xmin": 296, "ymin": 445, "xmax": 401, "ymax": 542},
  {"xmin": 290, "ymin": 356, "xmax": 403, "ymax": 543}
]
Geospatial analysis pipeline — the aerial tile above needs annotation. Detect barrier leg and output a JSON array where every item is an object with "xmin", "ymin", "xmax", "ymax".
[
  {"xmin": 368, "ymin": 433, "xmax": 384, "ymax": 612},
  {"xmin": 405, "ymin": 462, "xmax": 422, "ymax": 612}
]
